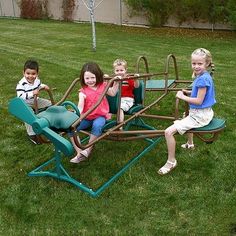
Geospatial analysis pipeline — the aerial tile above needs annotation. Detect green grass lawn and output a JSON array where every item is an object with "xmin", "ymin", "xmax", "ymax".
[{"xmin": 0, "ymin": 18, "xmax": 236, "ymax": 235}]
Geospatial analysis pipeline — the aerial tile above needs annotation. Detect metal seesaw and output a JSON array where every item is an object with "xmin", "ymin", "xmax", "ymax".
[
  {"xmin": 8, "ymin": 55, "xmax": 226, "ymax": 197},
  {"xmin": 8, "ymin": 75, "xmax": 164, "ymax": 197}
]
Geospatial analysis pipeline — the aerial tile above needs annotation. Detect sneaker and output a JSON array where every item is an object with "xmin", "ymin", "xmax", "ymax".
[{"xmin": 28, "ymin": 135, "xmax": 41, "ymax": 145}]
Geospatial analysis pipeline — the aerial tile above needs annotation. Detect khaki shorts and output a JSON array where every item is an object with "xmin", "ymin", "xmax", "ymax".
[
  {"xmin": 27, "ymin": 97, "xmax": 52, "ymax": 109},
  {"xmin": 120, "ymin": 97, "xmax": 134, "ymax": 112},
  {"xmin": 174, "ymin": 108, "xmax": 214, "ymax": 135}
]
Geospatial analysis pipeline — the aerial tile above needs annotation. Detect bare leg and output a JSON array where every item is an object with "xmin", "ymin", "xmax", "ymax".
[
  {"xmin": 165, "ymin": 125, "xmax": 178, "ymax": 163},
  {"xmin": 181, "ymin": 133, "xmax": 194, "ymax": 149},
  {"xmin": 158, "ymin": 124, "xmax": 178, "ymax": 175},
  {"xmin": 70, "ymin": 135, "xmax": 82, "ymax": 155},
  {"xmin": 81, "ymin": 134, "xmax": 97, "ymax": 157},
  {"xmin": 186, "ymin": 133, "xmax": 194, "ymax": 145}
]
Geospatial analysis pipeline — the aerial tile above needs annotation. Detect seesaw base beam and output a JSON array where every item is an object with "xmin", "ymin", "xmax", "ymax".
[{"xmin": 28, "ymin": 137, "xmax": 162, "ymax": 197}]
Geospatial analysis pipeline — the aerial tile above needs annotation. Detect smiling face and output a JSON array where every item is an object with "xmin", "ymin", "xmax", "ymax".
[
  {"xmin": 191, "ymin": 55, "xmax": 208, "ymax": 77},
  {"xmin": 114, "ymin": 65, "xmax": 127, "ymax": 77},
  {"xmin": 23, "ymin": 68, "xmax": 38, "ymax": 84},
  {"xmin": 83, "ymin": 71, "xmax": 97, "ymax": 88}
]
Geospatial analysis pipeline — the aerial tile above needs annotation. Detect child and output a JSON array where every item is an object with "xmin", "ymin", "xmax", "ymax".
[
  {"xmin": 158, "ymin": 48, "xmax": 216, "ymax": 175},
  {"xmin": 113, "ymin": 59, "xmax": 139, "ymax": 125},
  {"xmin": 16, "ymin": 60, "xmax": 51, "ymax": 144},
  {"xmin": 69, "ymin": 62, "xmax": 119, "ymax": 163}
]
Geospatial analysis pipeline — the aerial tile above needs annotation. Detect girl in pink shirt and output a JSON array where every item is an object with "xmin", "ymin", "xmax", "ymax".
[{"xmin": 70, "ymin": 62, "xmax": 119, "ymax": 163}]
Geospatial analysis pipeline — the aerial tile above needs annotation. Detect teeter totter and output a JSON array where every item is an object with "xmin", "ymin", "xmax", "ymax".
[{"xmin": 8, "ymin": 55, "xmax": 226, "ymax": 197}]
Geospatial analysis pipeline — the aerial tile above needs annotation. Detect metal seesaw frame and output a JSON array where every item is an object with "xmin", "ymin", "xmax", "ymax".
[
  {"xmin": 28, "ymin": 132, "xmax": 162, "ymax": 198},
  {"xmin": 9, "ymin": 54, "xmax": 226, "ymax": 197}
]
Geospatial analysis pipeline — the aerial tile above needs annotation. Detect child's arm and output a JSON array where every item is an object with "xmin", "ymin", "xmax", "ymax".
[
  {"xmin": 77, "ymin": 92, "xmax": 86, "ymax": 114},
  {"xmin": 40, "ymin": 83, "xmax": 50, "ymax": 91},
  {"xmin": 127, "ymin": 77, "xmax": 139, "ymax": 88},
  {"xmin": 107, "ymin": 76, "xmax": 121, "ymax": 96},
  {"xmin": 133, "ymin": 74, "xmax": 140, "ymax": 88},
  {"xmin": 134, "ymin": 79, "xmax": 139, "ymax": 88},
  {"xmin": 176, "ymin": 87, "xmax": 206, "ymax": 105}
]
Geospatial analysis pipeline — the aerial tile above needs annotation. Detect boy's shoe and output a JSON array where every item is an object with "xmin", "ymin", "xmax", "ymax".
[{"xmin": 28, "ymin": 135, "xmax": 42, "ymax": 145}]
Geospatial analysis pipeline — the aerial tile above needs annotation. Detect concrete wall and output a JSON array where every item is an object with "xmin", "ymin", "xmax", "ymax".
[
  {"xmin": 0, "ymin": 0, "xmax": 229, "ymax": 30},
  {"xmin": 0, "ymin": 0, "xmax": 147, "ymax": 25},
  {"xmin": 48, "ymin": 0, "xmax": 149, "ymax": 26},
  {"xmin": 0, "ymin": 0, "xmax": 20, "ymax": 17}
]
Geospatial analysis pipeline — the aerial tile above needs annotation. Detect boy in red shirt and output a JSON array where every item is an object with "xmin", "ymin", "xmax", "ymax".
[{"xmin": 113, "ymin": 59, "xmax": 139, "ymax": 126}]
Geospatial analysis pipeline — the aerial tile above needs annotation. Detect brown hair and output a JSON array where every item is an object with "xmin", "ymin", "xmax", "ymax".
[
  {"xmin": 24, "ymin": 60, "xmax": 39, "ymax": 72},
  {"xmin": 80, "ymin": 62, "xmax": 104, "ymax": 87}
]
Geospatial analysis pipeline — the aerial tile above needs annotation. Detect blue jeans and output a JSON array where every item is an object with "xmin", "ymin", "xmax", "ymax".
[{"xmin": 69, "ymin": 116, "xmax": 106, "ymax": 137}]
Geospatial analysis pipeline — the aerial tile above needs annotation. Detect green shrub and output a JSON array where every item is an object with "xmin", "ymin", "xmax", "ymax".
[
  {"xmin": 125, "ymin": 0, "xmax": 172, "ymax": 26},
  {"xmin": 227, "ymin": 0, "xmax": 236, "ymax": 29},
  {"xmin": 125, "ymin": 0, "xmax": 233, "ymax": 28}
]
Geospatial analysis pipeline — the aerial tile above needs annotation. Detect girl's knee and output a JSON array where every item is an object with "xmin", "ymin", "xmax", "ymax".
[
  {"xmin": 92, "ymin": 117, "xmax": 106, "ymax": 136},
  {"xmin": 164, "ymin": 129, "xmax": 171, "ymax": 138},
  {"xmin": 165, "ymin": 126, "xmax": 176, "ymax": 137}
]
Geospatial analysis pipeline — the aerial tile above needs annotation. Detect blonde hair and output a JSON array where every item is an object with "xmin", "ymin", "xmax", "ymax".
[
  {"xmin": 113, "ymin": 59, "xmax": 127, "ymax": 69},
  {"xmin": 191, "ymin": 48, "xmax": 214, "ymax": 77}
]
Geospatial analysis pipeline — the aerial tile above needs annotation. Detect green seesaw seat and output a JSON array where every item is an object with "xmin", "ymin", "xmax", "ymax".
[
  {"xmin": 188, "ymin": 117, "xmax": 226, "ymax": 143},
  {"xmin": 37, "ymin": 105, "xmax": 79, "ymax": 131}
]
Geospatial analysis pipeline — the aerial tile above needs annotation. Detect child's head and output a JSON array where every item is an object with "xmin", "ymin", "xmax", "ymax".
[
  {"xmin": 191, "ymin": 48, "xmax": 212, "ymax": 67},
  {"xmin": 23, "ymin": 60, "xmax": 39, "ymax": 84},
  {"xmin": 191, "ymin": 48, "xmax": 213, "ymax": 77},
  {"xmin": 80, "ymin": 62, "xmax": 104, "ymax": 87},
  {"xmin": 113, "ymin": 59, "xmax": 127, "ymax": 76},
  {"xmin": 24, "ymin": 60, "xmax": 39, "ymax": 72}
]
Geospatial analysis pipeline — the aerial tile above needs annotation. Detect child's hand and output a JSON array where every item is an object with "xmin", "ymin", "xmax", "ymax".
[
  {"xmin": 39, "ymin": 84, "xmax": 49, "ymax": 91},
  {"xmin": 43, "ymin": 85, "xmax": 50, "ymax": 91},
  {"xmin": 115, "ymin": 75, "xmax": 122, "ymax": 80},
  {"xmin": 134, "ymin": 73, "xmax": 140, "ymax": 77},
  {"xmin": 176, "ymin": 91, "xmax": 184, "ymax": 99},
  {"xmin": 33, "ymin": 89, "xmax": 39, "ymax": 96}
]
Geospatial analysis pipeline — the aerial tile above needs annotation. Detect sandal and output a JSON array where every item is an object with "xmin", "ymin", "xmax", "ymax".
[
  {"xmin": 158, "ymin": 160, "xmax": 177, "ymax": 175},
  {"xmin": 70, "ymin": 151, "xmax": 88, "ymax": 164},
  {"xmin": 181, "ymin": 143, "xmax": 195, "ymax": 149},
  {"xmin": 80, "ymin": 150, "xmax": 89, "ymax": 158}
]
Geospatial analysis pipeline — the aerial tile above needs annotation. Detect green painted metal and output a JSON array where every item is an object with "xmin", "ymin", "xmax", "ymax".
[
  {"xmin": 37, "ymin": 105, "xmax": 79, "ymax": 130},
  {"xmin": 28, "ymin": 136, "xmax": 162, "ymax": 197},
  {"xmin": 146, "ymin": 79, "xmax": 175, "ymax": 89},
  {"xmin": 8, "ymin": 97, "xmax": 162, "ymax": 197},
  {"xmin": 192, "ymin": 118, "xmax": 226, "ymax": 131}
]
